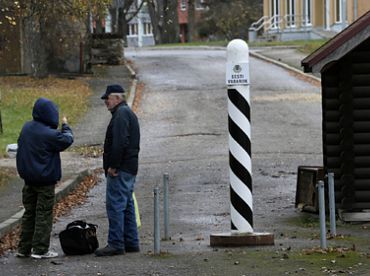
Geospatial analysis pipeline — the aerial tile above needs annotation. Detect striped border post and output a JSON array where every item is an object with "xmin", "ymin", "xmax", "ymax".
[
  {"xmin": 226, "ymin": 39, "xmax": 253, "ymax": 233},
  {"xmin": 210, "ymin": 39, "xmax": 274, "ymax": 246}
]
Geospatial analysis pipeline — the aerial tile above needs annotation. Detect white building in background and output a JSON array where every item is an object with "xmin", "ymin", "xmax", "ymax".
[
  {"xmin": 101, "ymin": 0, "xmax": 155, "ymax": 47},
  {"xmin": 126, "ymin": 2, "xmax": 155, "ymax": 47}
]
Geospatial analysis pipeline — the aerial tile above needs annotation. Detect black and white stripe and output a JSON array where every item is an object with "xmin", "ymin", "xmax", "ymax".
[{"xmin": 228, "ymin": 86, "xmax": 253, "ymax": 233}]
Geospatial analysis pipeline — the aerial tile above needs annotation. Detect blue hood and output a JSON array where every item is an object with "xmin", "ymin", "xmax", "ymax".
[{"xmin": 32, "ymin": 98, "xmax": 59, "ymax": 129}]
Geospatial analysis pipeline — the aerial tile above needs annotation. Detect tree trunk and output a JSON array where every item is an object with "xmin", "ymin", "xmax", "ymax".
[
  {"xmin": 23, "ymin": 16, "xmax": 48, "ymax": 77},
  {"xmin": 147, "ymin": 0, "xmax": 178, "ymax": 44},
  {"xmin": 110, "ymin": 8, "xmax": 118, "ymax": 33},
  {"xmin": 161, "ymin": 0, "xmax": 178, "ymax": 43},
  {"xmin": 118, "ymin": 8, "xmax": 128, "ymax": 46},
  {"xmin": 146, "ymin": 0, "xmax": 162, "ymax": 44},
  {"xmin": 187, "ymin": 0, "xmax": 195, "ymax": 42}
]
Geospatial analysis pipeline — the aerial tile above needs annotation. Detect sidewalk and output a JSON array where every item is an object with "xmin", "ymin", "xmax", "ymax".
[{"xmin": 250, "ymin": 46, "xmax": 321, "ymax": 85}]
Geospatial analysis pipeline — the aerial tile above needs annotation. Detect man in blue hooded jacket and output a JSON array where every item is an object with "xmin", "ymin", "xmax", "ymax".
[{"xmin": 16, "ymin": 97, "xmax": 73, "ymax": 259}]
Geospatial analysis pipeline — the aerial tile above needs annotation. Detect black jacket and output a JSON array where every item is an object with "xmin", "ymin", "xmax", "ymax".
[
  {"xmin": 103, "ymin": 102, "xmax": 140, "ymax": 175},
  {"xmin": 16, "ymin": 98, "xmax": 74, "ymax": 185}
]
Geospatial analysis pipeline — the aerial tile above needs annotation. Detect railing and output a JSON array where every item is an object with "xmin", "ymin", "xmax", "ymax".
[
  {"xmin": 249, "ymin": 16, "xmax": 269, "ymax": 32},
  {"xmin": 249, "ymin": 15, "xmax": 282, "ymax": 32},
  {"xmin": 250, "ymin": 14, "xmax": 313, "ymax": 34}
]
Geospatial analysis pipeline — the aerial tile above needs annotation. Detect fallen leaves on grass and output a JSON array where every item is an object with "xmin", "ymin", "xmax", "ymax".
[{"xmin": 0, "ymin": 169, "xmax": 101, "ymax": 256}]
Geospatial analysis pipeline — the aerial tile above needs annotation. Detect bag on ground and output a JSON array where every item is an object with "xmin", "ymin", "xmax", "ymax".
[{"xmin": 59, "ymin": 220, "xmax": 99, "ymax": 255}]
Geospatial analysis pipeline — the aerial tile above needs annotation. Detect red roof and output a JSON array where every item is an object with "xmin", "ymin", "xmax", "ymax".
[{"xmin": 302, "ymin": 10, "xmax": 370, "ymax": 73}]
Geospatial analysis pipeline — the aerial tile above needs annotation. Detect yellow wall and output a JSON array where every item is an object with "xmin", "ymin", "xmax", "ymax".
[
  {"xmin": 358, "ymin": 0, "xmax": 370, "ymax": 17},
  {"xmin": 315, "ymin": 1, "xmax": 324, "ymax": 27},
  {"xmin": 262, "ymin": 0, "xmax": 370, "ymax": 30}
]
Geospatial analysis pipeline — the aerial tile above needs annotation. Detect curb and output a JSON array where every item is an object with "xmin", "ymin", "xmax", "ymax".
[{"xmin": 0, "ymin": 63, "xmax": 138, "ymax": 240}]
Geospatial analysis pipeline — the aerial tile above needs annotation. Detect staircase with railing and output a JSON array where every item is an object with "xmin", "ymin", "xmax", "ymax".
[{"xmin": 249, "ymin": 14, "xmax": 322, "ymax": 42}]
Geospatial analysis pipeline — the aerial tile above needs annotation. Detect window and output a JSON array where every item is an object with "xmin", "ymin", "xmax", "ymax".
[
  {"xmin": 286, "ymin": 0, "xmax": 296, "ymax": 27},
  {"xmin": 303, "ymin": 0, "xmax": 312, "ymax": 26},
  {"xmin": 128, "ymin": 24, "xmax": 138, "ymax": 36},
  {"xmin": 335, "ymin": 0, "xmax": 342, "ymax": 23},
  {"xmin": 143, "ymin": 23, "xmax": 153, "ymax": 35},
  {"xmin": 181, "ymin": 0, "xmax": 187, "ymax": 11},
  {"xmin": 270, "ymin": 0, "xmax": 280, "ymax": 29}
]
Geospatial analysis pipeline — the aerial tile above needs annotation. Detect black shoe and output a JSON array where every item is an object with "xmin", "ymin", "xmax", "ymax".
[
  {"xmin": 15, "ymin": 252, "xmax": 31, "ymax": 258},
  {"xmin": 125, "ymin": 246, "xmax": 140, "ymax": 253},
  {"xmin": 95, "ymin": 245, "xmax": 125, "ymax": 257}
]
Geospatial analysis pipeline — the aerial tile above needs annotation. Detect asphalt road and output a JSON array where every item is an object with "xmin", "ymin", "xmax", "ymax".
[
  {"xmin": 2, "ymin": 47, "xmax": 369, "ymax": 275},
  {"xmin": 127, "ymin": 47, "xmax": 322, "ymax": 241}
]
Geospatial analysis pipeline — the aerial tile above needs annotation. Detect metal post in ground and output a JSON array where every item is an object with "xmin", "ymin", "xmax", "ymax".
[
  {"xmin": 328, "ymin": 172, "xmax": 337, "ymax": 237},
  {"xmin": 318, "ymin": 180, "xmax": 327, "ymax": 249},
  {"xmin": 210, "ymin": 39, "xmax": 273, "ymax": 246},
  {"xmin": 163, "ymin": 173, "xmax": 170, "ymax": 240},
  {"xmin": 153, "ymin": 187, "xmax": 160, "ymax": 254}
]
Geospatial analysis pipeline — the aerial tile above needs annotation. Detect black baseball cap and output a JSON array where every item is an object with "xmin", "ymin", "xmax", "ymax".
[{"xmin": 100, "ymin": 84, "xmax": 125, "ymax": 99}]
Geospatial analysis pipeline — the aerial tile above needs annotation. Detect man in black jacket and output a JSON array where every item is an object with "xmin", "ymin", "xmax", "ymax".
[
  {"xmin": 16, "ymin": 97, "xmax": 73, "ymax": 259},
  {"xmin": 95, "ymin": 84, "xmax": 140, "ymax": 257}
]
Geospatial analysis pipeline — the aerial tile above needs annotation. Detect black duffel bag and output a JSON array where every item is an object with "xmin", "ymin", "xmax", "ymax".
[{"xmin": 59, "ymin": 220, "xmax": 99, "ymax": 255}]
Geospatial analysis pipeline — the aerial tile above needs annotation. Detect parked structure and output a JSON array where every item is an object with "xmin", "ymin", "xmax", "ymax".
[
  {"xmin": 249, "ymin": 0, "xmax": 370, "ymax": 42},
  {"xmin": 302, "ymin": 10, "xmax": 370, "ymax": 220}
]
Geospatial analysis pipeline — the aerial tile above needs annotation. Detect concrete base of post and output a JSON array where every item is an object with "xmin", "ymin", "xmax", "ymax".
[{"xmin": 210, "ymin": 232, "xmax": 274, "ymax": 247}]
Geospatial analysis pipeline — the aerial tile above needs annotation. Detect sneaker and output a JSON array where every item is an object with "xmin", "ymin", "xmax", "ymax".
[
  {"xmin": 15, "ymin": 252, "xmax": 30, "ymax": 258},
  {"xmin": 31, "ymin": 251, "xmax": 58, "ymax": 259},
  {"xmin": 95, "ymin": 245, "xmax": 124, "ymax": 257}
]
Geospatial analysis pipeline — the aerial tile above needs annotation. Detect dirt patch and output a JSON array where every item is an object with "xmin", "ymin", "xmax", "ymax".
[{"xmin": 0, "ymin": 167, "xmax": 17, "ymax": 187}]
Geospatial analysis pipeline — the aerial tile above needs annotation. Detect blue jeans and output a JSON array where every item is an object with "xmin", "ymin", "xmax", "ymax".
[{"xmin": 106, "ymin": 170, "xmax": 139, "ymax": 250}]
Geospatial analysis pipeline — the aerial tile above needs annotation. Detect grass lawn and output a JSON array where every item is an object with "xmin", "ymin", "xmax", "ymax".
[{"xmin": 0, "ymin": 76, "xmax": 91, "ymax": 157}]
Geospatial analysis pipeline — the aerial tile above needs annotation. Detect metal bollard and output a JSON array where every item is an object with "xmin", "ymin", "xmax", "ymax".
[
  {"xmin": 328, "ymin": 172, "xmax": 336, "ymax": 237},
  {"xmin": 163, "ymin": 173, "xmax": 170, "ymax": 240},
  {"xmin": 317, "ymin": 180, "xmax": 327, "ymax": 249},
  {"xmin": 153, "ymin": 187, "xmax": 160, "ymax": 254}
]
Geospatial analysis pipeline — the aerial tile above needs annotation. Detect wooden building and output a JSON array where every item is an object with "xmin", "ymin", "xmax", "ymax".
[{"xmin": 302, "ymin": 11, "xmax": 370, "ymax": 219}]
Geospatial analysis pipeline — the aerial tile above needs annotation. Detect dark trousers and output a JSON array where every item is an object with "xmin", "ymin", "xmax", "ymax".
[{"xmin": 18, "ymin": 183, "xmax": 55, "ymax": 255}]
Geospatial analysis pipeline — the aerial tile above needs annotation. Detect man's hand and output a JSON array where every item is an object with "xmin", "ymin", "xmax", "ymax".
[
  {"xmin": 62, "ymin": 116, "xmax": 68, "ymax": 124},
  {"xmin": 108, "ymin": 167, "xmax": 118, "ymax": 177}
]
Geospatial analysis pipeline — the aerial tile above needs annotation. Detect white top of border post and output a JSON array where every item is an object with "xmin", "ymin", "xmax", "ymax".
[{"xmin": 226, "ymin": 39, "xmax": 250, "ymax": 86}]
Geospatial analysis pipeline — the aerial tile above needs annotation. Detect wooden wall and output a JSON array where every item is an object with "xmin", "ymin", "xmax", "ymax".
[{"xmin": 322, "ymin": 38, "xmax": 370, "ymax": 210}]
